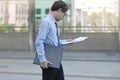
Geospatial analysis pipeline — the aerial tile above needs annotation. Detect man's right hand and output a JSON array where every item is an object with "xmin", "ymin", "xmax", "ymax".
[{"xmin": 40, "ymin": 61, "xmax": 52, "ymax": 69}]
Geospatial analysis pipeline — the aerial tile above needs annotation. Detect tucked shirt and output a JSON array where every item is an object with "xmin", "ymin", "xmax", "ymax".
[{"xmin": 35, "ymin": 14, "xmax": 66, "ymax": 63}]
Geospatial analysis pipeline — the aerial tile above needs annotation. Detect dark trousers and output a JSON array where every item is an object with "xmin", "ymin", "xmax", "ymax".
[{"xmin": 42, "ymin": 64, "xmax": 64, "ymax": 80}]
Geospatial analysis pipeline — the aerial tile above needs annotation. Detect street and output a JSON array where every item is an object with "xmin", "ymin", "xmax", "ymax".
[{"xmin": 0, "ymin": 51, "xmax": 120, "ymax": 80}]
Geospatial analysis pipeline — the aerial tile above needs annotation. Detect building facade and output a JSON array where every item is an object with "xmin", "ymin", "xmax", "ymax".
[
  {"xmin": 0, "ymin": 0, "xmax": 88, "ymax": 27},
  {"xmin": 35, "ymin": 0, "xmax": 56, "ymax": 20},
  {"xmin": 0, "ymin": 0, "xmax": 117, "ymax": 30},
  {"xmin": 0, "ymin": 0, "xmax": 28, "ymax": 26}
]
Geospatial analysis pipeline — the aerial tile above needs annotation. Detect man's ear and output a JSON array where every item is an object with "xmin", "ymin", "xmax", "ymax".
[{"xmin": 49, "ymin": 9, "xmax": 51, "ymax": 13}]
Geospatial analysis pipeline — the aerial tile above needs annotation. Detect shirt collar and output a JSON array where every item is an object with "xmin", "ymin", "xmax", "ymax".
[{"xmin": 47, "ymin": 14, "xmax": 56, "ymax": 23}]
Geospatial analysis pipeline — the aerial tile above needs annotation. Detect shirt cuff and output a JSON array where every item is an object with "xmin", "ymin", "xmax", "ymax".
[{"xmin": 38, "ymin": 55, "xmax": 47, "ymax": 63}]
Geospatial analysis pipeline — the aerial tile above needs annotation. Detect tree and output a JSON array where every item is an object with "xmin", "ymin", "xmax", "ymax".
[{"xmin": 89, "ymin": 12, "xmax": 101, "ymax": 26}]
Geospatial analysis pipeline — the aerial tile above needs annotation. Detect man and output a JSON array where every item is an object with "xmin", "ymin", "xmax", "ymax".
[{"xmin": 35, "ymin": 1, "xmax": 69, "ymax": 80}]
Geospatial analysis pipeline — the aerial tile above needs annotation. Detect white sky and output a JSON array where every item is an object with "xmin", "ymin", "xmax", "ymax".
[
  {"xmin": 75, "ymin": 0, "xmax": 118, "ymax": 13},
  {"xmin": 76, "ymin": 0, "xmax": 117, "ymax": 7}
]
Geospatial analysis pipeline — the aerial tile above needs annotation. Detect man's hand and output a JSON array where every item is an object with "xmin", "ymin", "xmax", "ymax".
[
  {"xmin": 40, "ymin": 61, "xmax": 52, "ymax": 69},
  {"xmin": 67, "ymin": 39, "xmax": 73, "ymax": 44},
  {"xmin": 66, "ymin": 39, "xmax": 72, "ymax": 42}
]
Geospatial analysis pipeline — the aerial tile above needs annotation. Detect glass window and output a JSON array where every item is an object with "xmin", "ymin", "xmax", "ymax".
[
  {"xmin": 45, "ymin": 8, "xmax": 49, "ymax": 14},
  {"xmin": 36, "ymin": 9, "xmax": 41, "ymax": 14},
  {"xmin": 36, "ymin": 17, "xmax": 41, "ymax": 19}
]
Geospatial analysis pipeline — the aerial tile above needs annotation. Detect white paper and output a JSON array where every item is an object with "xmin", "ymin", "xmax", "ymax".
[
  {"xmin": 61, "ymin": 37, "xmax": 88, "ymax": 45},
  {"xmin": 71, "ymin": 37, "xmax": 88, "ymax": 43}
]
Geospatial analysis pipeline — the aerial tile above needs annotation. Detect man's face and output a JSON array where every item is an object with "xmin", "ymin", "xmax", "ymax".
[{"xmin": 55, "ymin": 9, "xmax": 67, "ymax": 21}]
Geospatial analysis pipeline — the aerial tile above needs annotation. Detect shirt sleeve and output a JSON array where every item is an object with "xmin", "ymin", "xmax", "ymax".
[
  {"xmin": 59, "ymin": 39, "xmax": 69, "ymax": 46},
  {"xmin": 35, "ymin": 20, "xmax": 49, "ymax": 63}
]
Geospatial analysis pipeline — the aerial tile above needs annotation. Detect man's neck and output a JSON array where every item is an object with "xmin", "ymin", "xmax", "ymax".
[{"xmin": 50, "ymin": 11, "xmax": 57, "ymax": 21}]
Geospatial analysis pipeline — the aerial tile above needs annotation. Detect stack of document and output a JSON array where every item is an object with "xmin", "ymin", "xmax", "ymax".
[{"xmin": 61, "ymin": 37, "xmax": 88, "ymax": 45}]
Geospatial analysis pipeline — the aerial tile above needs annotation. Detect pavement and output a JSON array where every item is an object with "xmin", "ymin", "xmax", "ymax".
[{"xmin": 0, "ymin": 50, "xmax": 120, "ymax": 80}]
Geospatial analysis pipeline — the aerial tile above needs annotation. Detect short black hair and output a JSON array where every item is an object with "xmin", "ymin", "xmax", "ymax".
[{"xmin": 51, "ymin": 1, "xmax": 68, "ymax": 12}]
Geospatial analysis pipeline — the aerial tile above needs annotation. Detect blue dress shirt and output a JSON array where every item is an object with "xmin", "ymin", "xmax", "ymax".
[{"xmin": 35, "ymin": 14, "xmax": 67, "ymax": 63}]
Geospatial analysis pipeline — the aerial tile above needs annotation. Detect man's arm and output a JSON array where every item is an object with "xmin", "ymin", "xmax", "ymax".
[
  {"xmin": 59, "ymin": 39, "xmax": 73, "ymax": 46},
  {"xmin": 35, "ymin": 20, "xmax": 49, "ymax": 63},
  {"xmin": 35, "ymin": 20, "xmax": 53, "ymax": 68}
]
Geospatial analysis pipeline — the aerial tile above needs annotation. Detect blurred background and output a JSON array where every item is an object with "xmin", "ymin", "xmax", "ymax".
[
  {"xmin": 1, "ymin": 1, "xmax": 120, "ymax": 80},
  {"xmin": 0, "ymin": 0, "xmax": 120, "ymax": 52}
]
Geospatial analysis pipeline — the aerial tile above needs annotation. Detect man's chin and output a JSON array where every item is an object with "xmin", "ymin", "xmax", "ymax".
[{"xmin": 56, "ymin": 19, "xmax": 62, "ymax": 21}]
